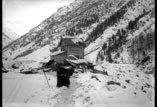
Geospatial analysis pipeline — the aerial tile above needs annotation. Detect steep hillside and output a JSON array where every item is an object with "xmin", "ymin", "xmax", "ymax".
[
  {"xmin": 3, "ymin": 0, "xmax": 126, "ymax": 59},
  {"xmin": 2, "ymin": 32, "xmax": 13, "ymax": 48},
  {"xmin": 3, "ymin": 0, "xmax": 154, "ymax": 71},
  {"xmin": 85, "ymin": 0, "xmax": 154, "ymax": 65}
]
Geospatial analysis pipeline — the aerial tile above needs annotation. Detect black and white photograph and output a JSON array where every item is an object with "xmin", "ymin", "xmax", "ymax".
[{"xmin": 2, "ymin": 0, "xmax": 155, "ymax": 107}]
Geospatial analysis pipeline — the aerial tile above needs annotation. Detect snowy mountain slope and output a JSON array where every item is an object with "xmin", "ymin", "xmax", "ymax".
[
  {"xmin": 84, "ymin": 0, "xmax": 155, "ymax": 64},
  {"xmin": 2, "ymin": 0, "xmax": 154, "ymax": 77},
  {"xmin": 3, "ymin": 27, "xmax": 20, "ymax": 40},
  {"xmin": 3, "ymin": 0, "xmax": 126, "ymax": 60},
  {"xmin": 3, "ymin": 32, "xmax": 13, "ymax": 48}
]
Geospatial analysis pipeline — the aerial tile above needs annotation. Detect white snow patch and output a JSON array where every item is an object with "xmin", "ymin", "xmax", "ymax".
[{"xmin": 17, "ymin": 45, "xmax": 51, "ymax": 63}]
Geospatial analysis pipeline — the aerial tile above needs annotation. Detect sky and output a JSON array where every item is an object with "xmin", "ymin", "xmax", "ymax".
[{"xmin": 3, "ymin": 0, "xmax": 74, "ymax": 36}]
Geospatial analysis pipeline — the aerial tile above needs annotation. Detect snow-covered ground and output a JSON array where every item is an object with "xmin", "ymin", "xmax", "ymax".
[
  {"xmin": 3, "ymin": 62, "xmax": 154, "ymax": 107},
  {"xmin": 3, "ymin": 45, "xmax": 51, "ymax": 71},
  {"xmin": 3, "ymin": 71, "xmax": 54, "ymax": 107},
  {"xmin": 2, "ymin": 40, "xmax": 154, "ymax": 107},
  {"xmin": 3, "ymin": 32, "xmax": 154, "ymax": 107}
]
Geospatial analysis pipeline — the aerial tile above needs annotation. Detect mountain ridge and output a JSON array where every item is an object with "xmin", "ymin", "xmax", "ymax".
[
  {"xmin": 3, "ymin": 0, "xmax": 125, "ymax": 53},
  {"xmin": 3, "ymin": 0, "xmax": 154, "ymax": 66},
  {"xmin": 3, "ymin": 27, "xmax": 20, "ymax": 40},
  {"xmin": 2, "ymin": 32, "xmax": 13, "ymax": 48}
]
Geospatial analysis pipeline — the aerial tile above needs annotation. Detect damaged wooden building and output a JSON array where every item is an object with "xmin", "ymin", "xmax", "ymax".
[{"xmin": 50, "ymin": 36, "xmax": 85, "ymax": 64}]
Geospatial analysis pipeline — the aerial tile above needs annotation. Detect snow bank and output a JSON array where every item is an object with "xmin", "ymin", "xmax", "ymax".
[
  {"xmin": 71, "ymin": 63, "xmax": 154, "ymax": 107},
  {"xmin": 85, "ymin": 48, "xmax": 100, "ymax": 65},
  {"xmin": 17, "ymin": 45, "xmax": 51, "ymax": 62},
  {"xmin": 10, "ymin": 45, "xmax": 52, "ymax": 69}
]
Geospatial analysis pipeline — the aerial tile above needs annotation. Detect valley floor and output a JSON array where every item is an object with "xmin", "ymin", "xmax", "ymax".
[{"xmin": 2, "ymin": 63, "xmax": 154, "ymax": 107}]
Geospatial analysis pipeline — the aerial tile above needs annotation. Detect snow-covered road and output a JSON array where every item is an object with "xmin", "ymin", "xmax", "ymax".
[
  {"xmin": 2, "ymin": 71, "xmax": 81, "ymax": 107},
  {"xmin": 3, "ymin": 71, "xmax": 54, "ymax": 107}
]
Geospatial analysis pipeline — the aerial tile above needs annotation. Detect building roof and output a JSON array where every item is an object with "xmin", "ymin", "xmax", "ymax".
[
  {"xmin": 62, "ymin": 36, "xmax": 76, "ymax": 39},
  {"xmin": 60, "ymin": 36, "xmax": 85, "ymax": 47},
  {"xmin": 51, "ymin": 50, "xmax": 66, "ymax": 56},
  {"xmin": 61, "ymin": 38, "xmax": 75, "ymax": 46}
]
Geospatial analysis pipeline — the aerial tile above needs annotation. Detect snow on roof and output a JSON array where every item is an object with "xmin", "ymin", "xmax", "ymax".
[
  {"xmin": 51, "ymin": 50, "xmax": 66, "ymax": 56},
  {"xmin": 60, "ymin": 36, "xmax": 85, "ymax": 47},
  {"xmin": 62, "ymin": 36, "xmax": 76, "ymax": 39}
]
